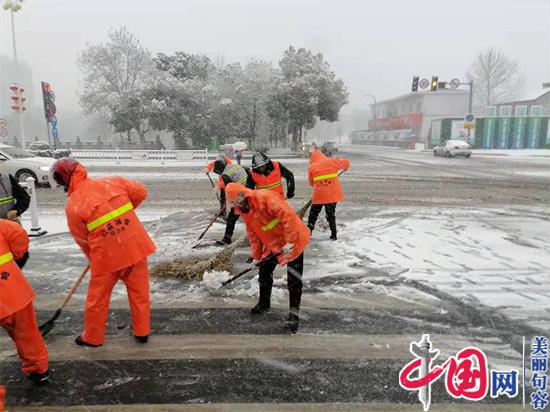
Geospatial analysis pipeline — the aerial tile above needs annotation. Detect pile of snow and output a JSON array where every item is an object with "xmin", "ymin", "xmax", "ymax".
[{"xmin": 201, "ymin": 270, "xmax": 231, "ymax": 289}]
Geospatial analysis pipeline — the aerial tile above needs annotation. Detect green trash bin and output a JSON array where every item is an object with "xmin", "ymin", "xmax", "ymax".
[{"xmin": 209, "ymin": 136, "xmax": 220, "ymax": 151}]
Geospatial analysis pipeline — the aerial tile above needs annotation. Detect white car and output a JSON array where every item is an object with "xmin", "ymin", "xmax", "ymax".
[
  {"xmin": 433, "ymin": 140, "xmax": 472, "ymax": 158},
  {"xmin": 0, "ymin": 144, "xmax": 56, "ymax": 186}
]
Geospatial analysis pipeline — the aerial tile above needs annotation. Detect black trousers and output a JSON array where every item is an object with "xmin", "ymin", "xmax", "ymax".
[
  {"xmin": 307, "ymin": 202, "xmax": 337, "ymax": 236},
  {"xmin": 224, "ymin": 208, "xmax": 240, "ymax": 241},
  {"xmin": 257, "ymin": 253, "xmax": 304, "ymax": 314}
]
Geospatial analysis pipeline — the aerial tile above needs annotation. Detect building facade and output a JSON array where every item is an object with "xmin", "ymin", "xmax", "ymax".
[
  {"xmin": 352, "ymin": 89, "xmax": 470, "ymax": 146},
  {"xmin": 495, "ymin": 90, "xmax": 550, "ymax": 117}
]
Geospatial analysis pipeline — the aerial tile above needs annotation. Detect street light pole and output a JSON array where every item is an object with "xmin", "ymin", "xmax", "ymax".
[
  {"xmin": 10, "ymin": 7, "xmax": 18, "ymax": 64},
  {"xmin": 3, "ymin": 0, "xmax": 26, "ymax": 149},
  {"xmin": 365, "ymin": 94, "xmax": 377, "ymax": 141}
]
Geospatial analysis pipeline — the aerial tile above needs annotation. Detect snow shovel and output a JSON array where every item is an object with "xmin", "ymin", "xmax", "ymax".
[
  {"xmin": 39, "ymin": 264, "xmax": 90, "ymax": 337},
  {"xmin": 219, "ymin": 253, "xmax": 280, "ymax": 288},
  {"xmin": 192, "ymin": 208, "xmax": 226, "ymax": 249},
  {"xmin": 297, "ymin": 170, "xmax": 345, "ymax": 219}
]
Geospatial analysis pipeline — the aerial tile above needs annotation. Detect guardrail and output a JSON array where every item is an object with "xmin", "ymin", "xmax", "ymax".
[
  {"xmin": 71, "ymin": 149, "xmax": 209, "ymax": 163},
  {"xmin": 19, "ymin": 177, "xmax": 47, "ymax": 237}
]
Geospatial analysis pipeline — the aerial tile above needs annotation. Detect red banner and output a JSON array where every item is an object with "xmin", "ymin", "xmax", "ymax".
[{"xmin": 369, "ymin": 113, "xmax": 423, "ymax": 131}]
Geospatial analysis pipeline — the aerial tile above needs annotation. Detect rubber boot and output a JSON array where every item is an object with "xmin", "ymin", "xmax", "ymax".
[
  {"xmin": 75, "ymin": 336, "xmax": 102, "ymax": 347},
  {"xmin": 27, "ymin": 370, "xmax": 49, "ymax": 385},
  {"xmin": 328, "ymin": 219, "xmax": 337, "ymax": 241},
  {"xmin": 283, "ymin": 311, "xmax": 299, "ymax": 333},
  {"xmin": 283, "ymin": 290, "xmax": 301, "ymax": 333},
  {"xmin": 216, "ymin": 236, "xmax": 232, "ymax": 246},
  {"xmin": 250, "ymin": 285, "xmax": 272, "ymax": 314},
  {"xmin": 134, "ymin": 335, "xmax": 149, "ymax": 344}
]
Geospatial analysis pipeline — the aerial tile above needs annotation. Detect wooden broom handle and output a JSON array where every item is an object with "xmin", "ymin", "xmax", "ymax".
[{"xmin": 60, "ymin": 264, "xmax": 90, "ymax": 310}]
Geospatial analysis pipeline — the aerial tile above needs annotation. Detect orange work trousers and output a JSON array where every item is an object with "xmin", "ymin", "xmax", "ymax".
[
  {"xmin": 0, "ymin": 302, "xmax": 49, "ymax": 375},
  {"xmin": 82, "ymin": 258, "xmax": 150, "ymax": 346},
  {"xmin": 0, "ymin": 385, "xmax": 4, "ymax": 412}
]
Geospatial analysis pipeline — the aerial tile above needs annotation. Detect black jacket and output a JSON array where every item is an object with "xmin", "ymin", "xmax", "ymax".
[{"xmin": 2, "ymin": 175, "xmax": 30, "ymax": 216}]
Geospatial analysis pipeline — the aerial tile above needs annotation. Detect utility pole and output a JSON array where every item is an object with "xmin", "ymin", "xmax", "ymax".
[
  {"xmin": 465, "ymin": 80, "xmax": 474, "ymax": 140},
  {"xmin": 365, "ymin": 94, "xmax": 377, "ymax": 141}
]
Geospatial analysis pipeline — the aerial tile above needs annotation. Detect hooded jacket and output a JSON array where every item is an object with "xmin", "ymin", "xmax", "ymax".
[
  {"xmin": 206, "ymin": 157, "xmax": 232, "ymax": 189},
  {"xmin": 65, "ymin": 165, "xmax": 156, "ymax": 274},
  {"xmin": 225, "ymin": 183, "xmax": 310, "ymax": 264},
  {"xmin": 308, "ymin": 149, "xmax": 350, "ymax": 205},
  {"xmin": 0, "ymin": 220, "xmax": 33, "ymax": 318}
]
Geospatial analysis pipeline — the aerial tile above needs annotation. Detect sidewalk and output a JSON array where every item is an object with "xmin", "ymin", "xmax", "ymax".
[{"xmin": 471, "ymin": 149, "xmax": 550, "ymax": 157}]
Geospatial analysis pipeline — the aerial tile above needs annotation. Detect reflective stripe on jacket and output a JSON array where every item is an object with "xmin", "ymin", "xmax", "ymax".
[
  {"xmin": 0, "ymin": 220, "xmax": 34, "ymax": 318},
  {"xmin": 225, "ymin": 184, "xmax": 310, "ymax": 263},
  {"xmin": 66, "ymin": 165, "xmax": 156, "ymax": 274},
  {"xmin": 251, "ymin": 161, "xmax": 284, "ymax": 198},
  {"xmin": 222, "ymin": 164, "xmax": 248, "ymax": 186},
  {"xmin": 0, "ymin": 174, "xmax": 15, "ymax": 218},
  {"xmin": 308, "ymin": 149, "xmax": 350, "ymax": 205}
]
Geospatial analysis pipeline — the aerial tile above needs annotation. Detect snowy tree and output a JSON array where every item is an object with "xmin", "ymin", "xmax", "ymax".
[
  {"xmin": 268, "ymin": 46, "xmax": 348, "ymax": 151},
  {"xmin": 110, "ymin": 90, "xmax": 156, "ymax": 145},
  {"xmin": 151, "ymin": 53, "xmax": 216, "ymax": 148},
  {"xmin": 240, "ymin": 60, "xmax": 280, "ymax": 147},
  {"xmin": 78, "ymin": 27, "xmax": 158, "ymax": 142},
  {"xmin": 467, "ymin": 48, "xmax": 525, "ymax": 112}
]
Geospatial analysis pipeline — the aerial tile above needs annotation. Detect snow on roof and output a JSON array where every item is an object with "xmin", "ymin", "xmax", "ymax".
[{"xmin": 498, "ymin": 89, "xmax": 550, "ymax": 105}]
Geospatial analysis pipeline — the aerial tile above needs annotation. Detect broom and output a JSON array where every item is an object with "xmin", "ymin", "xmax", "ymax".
[
  {"xmin": 151, "ymin": 235, "xmax": 246, "ymax": 280},
  {"xmin": 39, "ymin": 264, "xmax": 90, "ymax": 337}
]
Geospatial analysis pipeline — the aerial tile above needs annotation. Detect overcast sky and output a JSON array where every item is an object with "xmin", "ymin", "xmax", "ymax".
[{"xmin": 1, "ymin": 0, "xmax": 549, "ymax": 115}]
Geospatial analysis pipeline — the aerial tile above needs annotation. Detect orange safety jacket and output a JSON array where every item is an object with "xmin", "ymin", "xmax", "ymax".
[
  {"xmin": 66, "ymin": 165, "xmax": 156, "ymax": 274},
  {"xmin": 225, "ymin": 184, "xmax": 310, "ymax": 263},
  {"xmin": 308, "ymin": 149, "xmax": 350, "ymax": 205},
  {"xmin": 0, "ymin": 220, "xmax": 34, "ymax": 319},
  {"xmin": 251, "ymin": 161, "xmax": 284, "ymax": 198}
]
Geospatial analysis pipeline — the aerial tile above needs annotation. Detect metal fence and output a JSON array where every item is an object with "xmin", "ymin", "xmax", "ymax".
[{"xmin": 70, "ymin": 149, "xmax": 209, "ymax": 162}]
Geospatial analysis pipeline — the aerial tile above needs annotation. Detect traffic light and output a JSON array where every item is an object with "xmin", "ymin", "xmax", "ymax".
[
  {"xmin": 412, "ymin": 76, "xmax": 419, "ymax": 92},
  {"xmin": 9, "ymin": 83, "xmax": 26, "ymax": 113},
  {"xmin": 431, "ymin": 76, "xmax": 438, "ymax": 92}
]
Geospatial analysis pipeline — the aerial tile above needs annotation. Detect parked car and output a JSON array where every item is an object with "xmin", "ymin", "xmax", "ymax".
[
  {"xmin": 433, "ymin": 140, "xmax": 472, "ymax": 158},
  {"xmin": 0, "ymin": 144, "xmax": 56, "ymax": 186}
]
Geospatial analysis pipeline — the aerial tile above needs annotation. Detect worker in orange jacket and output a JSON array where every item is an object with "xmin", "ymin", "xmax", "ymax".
[
  {"xmin": 225, "ymin": 183, "xmax": 310, "ymax": 333},
  {"xmin": 51, "ymin": 158, "xmax": 156, "ymax": 347},
  {"xmin": 247, "ymin": 152, "xmax": 295, "ymax": 200},
  {"xmin": 307, "ymin": 149, "xmax": 350, "ymax": 240},
  {"xmin": 0, "ymin": 220, "xmax": 49, "ymax": 384}
]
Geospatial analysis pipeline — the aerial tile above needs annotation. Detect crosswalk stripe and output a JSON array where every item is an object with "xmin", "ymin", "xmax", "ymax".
[
  {"xmin": 31, "ymin": 292, "xmax": 426, "ymax": 311},
  {"xmin": 2, "ymin": 334, "xmax": 419, "ymax": 362}
]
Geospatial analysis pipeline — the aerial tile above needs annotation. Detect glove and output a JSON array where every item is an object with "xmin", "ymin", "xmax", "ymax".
[
  {"xmin": 15, "ymin": 251, "xmax": 29, "ymax": 269},
  {"xmin": 204, "ymin": 167, "xmax": 210, "ymax": 174},
  {"xmin": 6, "ymin": 210, "xmax": 18, "ymax": 221},
  {"xmin": 282, "ymin": 243, "xmax": 294, "ymax": 254},
  {"xmin": 248, "ymin": 259, "xmax": 259, "ymax": 269}
]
